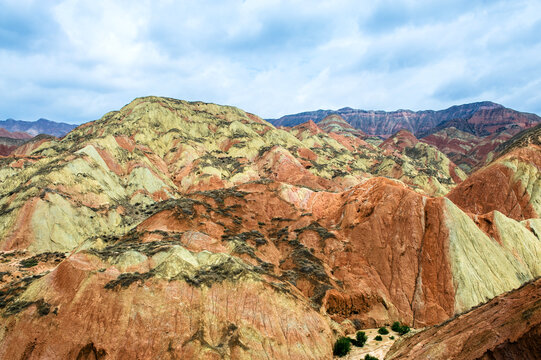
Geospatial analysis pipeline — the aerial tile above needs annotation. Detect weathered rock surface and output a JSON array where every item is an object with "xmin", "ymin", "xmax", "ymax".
[
  {"xmin": 448, "ymin": 145, "xmax": 541, "ymax": 221},
  {"xmin": 1, "ymin": 96, "xmax": 540, "ymax": 359},
  {"xmin": 385, "ymin": 278, "xmax": 541, "ymax": 360}
]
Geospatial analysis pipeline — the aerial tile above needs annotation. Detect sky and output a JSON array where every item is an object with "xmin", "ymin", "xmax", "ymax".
[{"xmin": 1, "ymin": 0, "xmax": 541, "ymax": 124}]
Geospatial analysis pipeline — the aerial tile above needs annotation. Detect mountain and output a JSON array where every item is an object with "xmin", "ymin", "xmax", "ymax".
[
  {"xmin": 0, "ymin": 96, "xmax": 540, "ymax": 359},
  {"xmin": 448, "ymin": 124, "xmax": 541, "ymax": 221},
  {"xmin": 0, "ymin": 137, "xmax": 26, "ymax": 156},
  {"xmin": 0, "ymin": 118, "xmax": 77, "ymax": 137},
  {"xmin": 269, "ymin": 102, "xmax": 541, "ymax": 172},
  {"xmin": 0, "ymin": 127, "xmax": 33, "ymax": 140},
  {"xmin": 386, "ymin": 277, "xmax": 541, "ymax": 359}
]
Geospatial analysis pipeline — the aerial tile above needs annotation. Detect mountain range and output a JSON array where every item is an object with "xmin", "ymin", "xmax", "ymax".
[
  {"xmin": 0, "ymin": 118, "xmax": 77, "ymax": 137},
  {"xmin": 270, "ymin": 102, "xmax": 541, "ymax": 172},
  {"xmin": 0, "ymin": 96, "xmax": 539, "ymax": 359}
]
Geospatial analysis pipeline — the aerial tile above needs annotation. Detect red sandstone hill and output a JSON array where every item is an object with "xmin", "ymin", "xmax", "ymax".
[
  {"xmin": 0, "ymin": 97, "xmax": 539, "ymax": 359},
  {"xmin": 448, "ymin": 124, "xmax": 541, "ymax": 221},
  {"xmin": 386, "ymin": 277, "xmax": 541, "ymax": 360}
]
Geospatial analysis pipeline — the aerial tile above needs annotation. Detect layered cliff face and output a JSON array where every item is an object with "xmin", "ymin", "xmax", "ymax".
[
  {"xmin": 385, "ymin": 278, "xmax": 541, "ymax": 360},
  {"xmin": 1, "ymin": 96, "xmax": 540, "ymax": 359},
  {"xmin": 270, "ymin": 101, "xmax": 540, "ymax": 139},
  {"xmin": 421, "ymin": 126, "xmax": 521, "ymax": 172},
  {"xmin": 270, "ymin": 102, "xmax": 541, "ymax": 172},
  {"xmin": 448, "ymin": 144, "xmax": 541, "ymax": 221}
]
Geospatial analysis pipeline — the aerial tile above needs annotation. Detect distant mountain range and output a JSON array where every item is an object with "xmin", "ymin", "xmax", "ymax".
[
  {"xmin": 268, "ymin": 101, "xmax": 541, "ymax": 138},
  {"xmin": 0, "ymin": 118, "xmax": 77, "ymax": 137},
  {"xmin": 269, "ymin": 101, "xmax": 541, "ymax": 172}
]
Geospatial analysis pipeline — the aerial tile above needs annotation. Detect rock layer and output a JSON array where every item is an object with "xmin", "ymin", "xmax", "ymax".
[
  {"xmin": 1, "ymin": 97, "xmax": 540, "ymax": 359},
  {"xmin": 385, "ymin": 278, "xmax": 541, "ymax": 360}
]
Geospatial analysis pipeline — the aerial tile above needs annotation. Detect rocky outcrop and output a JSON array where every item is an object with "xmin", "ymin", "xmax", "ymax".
[
  {"xmin": 420, "ymin": 126, "xmax": 520, "ymax": 172},
  {"xmin": 0, "ymin": 248, "xmax": 333, "ymax": 360},
  {"xmin": 1, "ymin": 96, "xmax": 540, "ymax": 359},
  {"xmin": 448, "ymin": 145, "xmax": 541, "ymax": 221},
  {"xmin": 385, "ymin": 278, "xmax": 541, "ymax": 360}
]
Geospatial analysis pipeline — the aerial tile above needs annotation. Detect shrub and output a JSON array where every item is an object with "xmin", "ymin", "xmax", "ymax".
[
  {"xmin": 390, "ymin": 336, "xmax": 395, "ymax": 340},
  {"xmin": 352, "ymin": 331, "xmax": 367, "ymax": 347},
  {"xmin": 391, "ymin": 321, "xmax": 410, "ymax": 335},
  {"xmin": 374, "ymin": 335, "xmax": 383, "ymax": 341},
  {"xmin": 19, "ymin": 258, "xmax": 38, "ymax": 268},
  {"xmin": 378, "ymin": 327, "xmax": 389, "ymax": 335},
  {"xmin": 333, "ymin": 337, "xmax": 351, "ymax": 357},
  {"xmin": 365, "ymin": 355, "xmax": 379, "ymax": 360}
]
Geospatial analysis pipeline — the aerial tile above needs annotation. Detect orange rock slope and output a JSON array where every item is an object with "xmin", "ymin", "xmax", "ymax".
[
  {"xmin": 385, "ymin": 277, "xmax": 541, "ymax": 360},
  {"xmin": 0, "ymin": 96, "xmax": 540, "ymax": 359}
]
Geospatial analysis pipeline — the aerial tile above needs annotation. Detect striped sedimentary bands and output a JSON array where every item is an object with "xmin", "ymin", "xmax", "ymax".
[{"xmin": 0, "ymin": 97, "xmax": 540, "ymax": 359}]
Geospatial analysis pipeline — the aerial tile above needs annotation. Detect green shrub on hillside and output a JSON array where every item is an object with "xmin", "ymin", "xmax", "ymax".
[
  {"xmin": 365, "ymin": 355, "xmax": 379, "ymax": 360},
  {"xmin": 391, "ymin": 321, "xmax": 410, "ymax": 335},
  {"xmin": 378, "ymin": 326, "xmax": 389, "ymax": 335},
  {"xmin": 374, "ymin": 335, "xmax": 383, "ymax": 341},
  {"xmin": 351, "ymin": 331, "xmax": 367, "ymax": 347},
  {"xmin": 333, "ymin": 337, "xmax": 351, "ymax": 357}
]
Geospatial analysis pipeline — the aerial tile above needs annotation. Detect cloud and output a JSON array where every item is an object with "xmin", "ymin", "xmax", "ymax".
[{"xmin": 0, "ymin": 0, "xmax": 540, "ymax": 123}]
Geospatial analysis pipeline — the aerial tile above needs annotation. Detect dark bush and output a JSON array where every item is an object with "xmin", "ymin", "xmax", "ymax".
[
  {"xmin": 399, "ymin": 325, "xmax": 410, "ymax": 335},
  {"xmin": 352, "ymin": 331, "xmax": 367, "ymax": 347},
  {"xmin": 391, "ymin": 321, "xmax": 410, "ymax": 335},
  {"xmin": 333, "ymin": 337, "xmax": 351, "ymax": 357},
  {"xmin": 378, "ymin": 327, "xmax": 389, "ymax": 335},
  {"xmin": 374, "ymin": 335, "xmax": 383, "ymax": 341},
  {"xmin": 365, "ymin": 355, "xmax": 379, "ymax": 360},
  {"xmin": 19, "ymin": 258, "xmax": 38, "ymax": 268}
]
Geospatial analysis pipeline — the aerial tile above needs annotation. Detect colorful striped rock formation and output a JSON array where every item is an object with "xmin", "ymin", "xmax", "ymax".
[{"xmin": 0, "ymin": 96, "xmax": 539, "ymax": 359}]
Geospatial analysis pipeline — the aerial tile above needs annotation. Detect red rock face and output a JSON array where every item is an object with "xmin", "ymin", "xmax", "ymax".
[
  {"xmin": 447, "ymin": 147, "xmax": 540, "ymax": 221},
  {"xmin": 379, "ymin": 130, "xmax": 419, "ymax": 152},
  {"xmin": 386, "ymin": 278, "xmax": 541, "ymax": 360},
  {"xmin": 0, "ymin": 253, "xmax": 333, "ymax": 360}
]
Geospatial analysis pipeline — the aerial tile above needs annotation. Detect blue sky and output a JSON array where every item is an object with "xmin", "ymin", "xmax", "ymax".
[{"xmin": 1, "ymin": 0, "xmax": 540, "ymax": 124}]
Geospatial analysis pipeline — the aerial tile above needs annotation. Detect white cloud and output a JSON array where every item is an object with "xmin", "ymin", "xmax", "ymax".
[{"xmin": 0, "ymin": 0, "xmax": 540, "ymax": 123}]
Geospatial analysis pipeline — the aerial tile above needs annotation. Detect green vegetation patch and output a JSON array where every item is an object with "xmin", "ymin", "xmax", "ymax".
[
  {"xmin": 352, "ymin": 331, "xmax": 367, "ymax": 347},
  {"xmin": 18, "ymin": 252, "xmax": 66, "ymax": 268},
  {"xmin": 104, "ymin": 271, "xmax": 155, "ymax": 290},
  {"xmin": 0, "ymin": 273, "xmax": 47, "ymax": 317},
  {"xmin": 391, "ymin": 321, "xmax": 410, "ymax": 335},
  {"xmin": 333, "ymin": 337, "xmax": 351, "ymax": 357}
]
